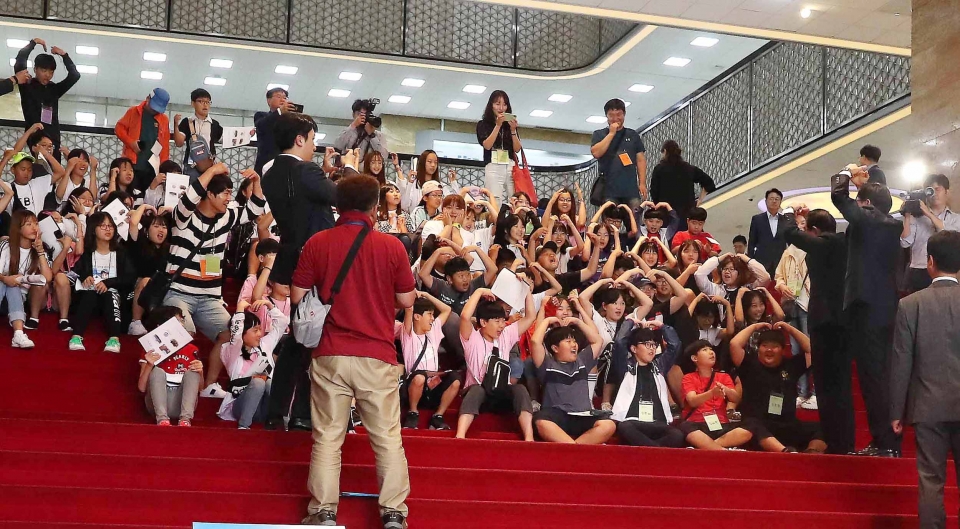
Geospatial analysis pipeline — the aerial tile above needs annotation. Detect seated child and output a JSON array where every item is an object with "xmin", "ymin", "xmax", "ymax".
[
  {"xmin": 238, "ymin": 238, "xmax": 290, "ymax": 334},
  {"xmin": 137, "ymin": 306, "xmax": 203, "ymax": 426},
  {"xmin": 679, "ymin": 340, "xmax": 753, "ymax": 450},
  {"xmin": 400, "ymin": 292, "xmax": 461, "ymax": 430}
]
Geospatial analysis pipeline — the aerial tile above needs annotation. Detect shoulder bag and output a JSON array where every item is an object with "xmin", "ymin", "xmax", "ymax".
[
  {"xmin": 481, "ymin": 346, "xmax": 511, "ymax": 396},
  {"xmin": 511, "ymin": 148, "xmax": 538, "ymax": 205},
  {"xmin": 292, "ymin": 226, "xmax": 369, "ymax": 348},
  {"xmin": 589, "ymin": 130, "xmax": 626, "ymax": 207},
  {"xmin": 138, "ymin": 221, "xmax": 215, "ymax": 314}
]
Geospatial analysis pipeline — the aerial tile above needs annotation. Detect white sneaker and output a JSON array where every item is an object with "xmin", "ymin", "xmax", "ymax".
[
  {"xmin": 127, "ymin": 320, "xmax": 147, "ymax": 336},
  {"xmin": 797, "ymin": 397, "xmax": 807, "ymax": 408},
  {"xmin": 11, "ymin": 331, "xmax": 34, "ymax": 349},
  {"xmin": 800, "ymin": 395, "xmax": 818, "ymax": 410},
  {"xmin": 201, "ymin": 382, "xmax": 228, "ymax": 399}
]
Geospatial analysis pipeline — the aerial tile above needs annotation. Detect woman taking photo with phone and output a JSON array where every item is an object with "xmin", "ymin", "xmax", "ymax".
[{"xmin": 477, "ymin": 90, "xmax": 522, "ymax": 206}]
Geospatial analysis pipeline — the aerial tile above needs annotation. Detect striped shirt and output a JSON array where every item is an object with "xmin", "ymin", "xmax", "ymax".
[{"xmin": 167, "ymin": 178, "xmax": 265, "ymax": 299}]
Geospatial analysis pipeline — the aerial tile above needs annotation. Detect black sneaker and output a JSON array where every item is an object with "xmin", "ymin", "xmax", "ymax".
[
  {"xmin": 382, "ymin": 511, "xmax": 406, "ymax": 529},
  {"xmin": 429, "ymin": 414, "xmax": 451, "ymax": 430},
  {"xmin": 302, "ymin": 509, "xmax": 337, "ymax": 526},
  {"xmin": 264, "ymin": 416, "xmax": 284, "ymax": 431},
  {"xmin": 24, "ymin": 318, "xmax": 39, "ymax": 330},
  {"xmin": 402, "ymin": 410, "xmax": 419, "ymax": 429},
  {"xmin": 289, "ymin": 417, "xmax": 311, "ymax": 431},
  {"xmin": 351, "ymin": 406, "xmax": 362, "ymax": 427},
  {"xmin": 58, "ymin": 319, "xmax": 72, "ymax": 332},
  {"xmin": 782, "ymin": 446, "xmax": 799, "ymax": 453}
]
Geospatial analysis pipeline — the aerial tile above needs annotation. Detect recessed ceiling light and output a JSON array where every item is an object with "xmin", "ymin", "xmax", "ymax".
[
  {"xmin": 448, "ymin": 101, "xmax": 471, "ymax": 110},
  {"xmin": 548, "ymin": 94, "xmax": 573, "ymax": 103},
  {"xmin": 663, "ymin": 57, "xmax": 691, "ymax": 67},
  {"xmin": 75, "ymin": 64, "xmax": 98, "ymax": 74},
  {"xmin": 401, "ymin": 78, "xmax": 425, "ymax": 87},
  {"xmin": 75, "ymin": 112, "xmax": 96, "ymax": 124},
  {"xmin": 800, "ymin": 8, "xmax": 812, "ymax": 18},
  {"xmin": 388, "ymin": 95, "xmax": 411, "ymax": 104},
  {"xmin": 628, "ymin": 84, "xmax": 654, "ymax": 93},
  {"xmin": 75, "ymin": 45, "xmax": 99, "ymax": 56},
  {"xmin": 339, "ymin": 72, "xmax": 362, "ymax": 81},
  {"xmin": 690, "ymin": 37, "xmax": 719, "ymax": 47},
  {"xmin": 586, "ymin": 116, "xmax": 608, "ymax": 124},
  {"xmin": 624, "ymin": 101, "xmax": 632, "ymax": 107},
  {"xmin": 209, "ymin": 58, "xmax": 233, "ymax": 69},
  {"xmin": 143, "ymin": 52, "xmax": 166, "ymax": 62},
  {"xmin": 6, "ymin": 39, "xmax": 28, "ymax": 48},
  {"xmin": 275, "ymin": 65, "xmax": 298, "ymax": 75},
  {"xmin": 266, "ymin": 83, "xmax": 289, "ymax": 91},
  {"xmin": 529, "ymin": 110, "xmax": 553, "ymax": 118},
  {"xmin": 10, "ymin": 59, "xmax": 32, "ymax": 68},
  {"xmin": 462, "ymin": 85, "xmax": 486, "ymax": 94},
  {"xmin": 204, "ymin": 76, "xmax": 226, "ymax": 86},
  {"xmin": 328, "ymin": 88, "xmax": 351, "ymax": 98},
  {"xmin": 140, "ymin": 70, "xmax": 163, "ymax": 80}
]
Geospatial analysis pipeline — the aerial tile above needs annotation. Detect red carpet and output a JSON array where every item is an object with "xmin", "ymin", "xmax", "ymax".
[{"xmin": 0, "ymin": 297, "xmax": 953, "ymax": 528}]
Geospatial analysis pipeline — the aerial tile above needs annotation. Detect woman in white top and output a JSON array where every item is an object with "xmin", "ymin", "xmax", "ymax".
[
  {"xmin": 0, "ymin": 210, "xmax": 52, "ymax": 348},
  {"xmin": 693, "ymin": 252, "xmax": 770, "ymax": 307},
  {"xmin": 396, "ymin": 150, "xmax": 459, "ymax": 213},
  {"xmin": 53, "ymin": 148, "xmax": 97, "ymax": 208}
]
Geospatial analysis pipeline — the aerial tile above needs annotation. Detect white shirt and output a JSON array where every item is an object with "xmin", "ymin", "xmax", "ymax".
[
  {"xmin": 767, "ymin": 211, "xmax": 780, "ymax": 237},
  {"xmin": 932, "ymin": 276, "xmax": 959, "ymax": 285},
  {"xmin": 900, "ymin": 208, "xmax": 960, "ymax": 268}
]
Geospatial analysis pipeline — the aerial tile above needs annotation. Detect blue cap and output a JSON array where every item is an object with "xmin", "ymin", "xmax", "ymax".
[{"xmin": 148, "ymin": 88, "xmax": 170, "ymax": 114}]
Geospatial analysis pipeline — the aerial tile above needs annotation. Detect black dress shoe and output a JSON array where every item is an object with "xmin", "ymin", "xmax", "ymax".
[
  {"xmin": 264, "ymin": 417, "xmax": 284, "ymax": 431},
  {"xmin": 852, "ymin": 444, "xmax": 901, "ymax": 457},
  {"xmin": 289, "ymin": 418, "xmax": 312, "ymax": 431}
]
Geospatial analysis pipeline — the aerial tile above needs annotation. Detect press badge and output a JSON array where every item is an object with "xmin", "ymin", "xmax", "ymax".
[
  {"xmin": 638, "ymin": 401, "xmax": 655, "ymax": 422},
  {"xmin": 618, "ymin": 152, "xmax": 633, "ymax": 166},
  {"xmin": 200, "ymin": 255, "xmax": 222, "ymax": 278},
  {"xmin": 492, "ymin": 149, "xmax": 510, "ymax": 164},
  {"xmin": 703, "ymin": 410, "xmax": 723, "ymax": 432},
  {"xmin": 41, "ymin": 105, "xmax": 53, "ymax": 124},
  {"xmin": 768, "ymin": 393, "xmax": 784, "ymax": 416}
]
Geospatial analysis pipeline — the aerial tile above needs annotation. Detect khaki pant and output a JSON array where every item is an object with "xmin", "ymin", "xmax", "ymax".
[{"xmin": 307, "ymin": 355, "xmax": 410, "ymax": 517}]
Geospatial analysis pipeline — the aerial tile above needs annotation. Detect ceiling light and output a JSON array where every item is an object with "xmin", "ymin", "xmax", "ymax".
[
  {"xmin": 529, "ymin": 110, "xmax": 553, "ymax": 118},
  {"xmin": 316, "ymin": 133, "xmax": 326, "ymax": 141},
  {"xmin": 204, "ymin": 76, "xmax": 226, "ymax": 86},
  {"xmin": 266, "ymin": 83, "xmax": 289, "ymax": 91},
  {"xmin": 10, "ymin": 59, "xmax": 32, "ymax": 68},
  {"xmin": 75, "ymin": 112, "xmax": 96, "ymax": 124},
  {"xmin": 75, "ymin": 64, "xmax": 98, "ymax": 74},
  {"xmin": 143, "ymin": 52, "xmax": 166, "ymax": 62},
  {"xmin": 586, "ymin": 115, "xmax": 608, "ymax": 124},
  {"xmin": 624, "ymin": 101, "xmax": 632, "ymax": 107},
  {"xmin": 328, "ymin": 88, "xmax": 351, "ymax": 98},
  {"xmin": 690, "ymin": 37, "xmax": 719, "ymax": 47},
  {"xmin": 75, "ymin": 45, "xmax": 99, "ymax": 56},
  {"xmin": 140, "ymin": 70, "xmax": 163, "ymax": 80},
  {"xmin": 401, "ymin": 78, "xmax": 425, "ymax": 87},
  {"xmin": 339, "ymin": 72, "xmax": 362, "ymax": 81},
  {"xmin": 448, "ymin": 101, "xmax": 471, "ymax": 110},
  {"xmin": 663, "ymin": 57, "xmax": 691, "ymax": 67},
  {"xmin": 209, "ymin": 58, "xmax": 233, "ymax": 69},
  {"xmin": 800, "ymin": 8, "xmax": 812, "ymax": 18},
  {"xmin": 462, "ymin": 85, "xmax": 486, "ymax": 94},
  {"xmin": 628, "ymin": 83, "xmax": 654, "ymax": 93},
  {"xmin": 6, "ymin": 39, "xmax": 28, "ymax": 48},
  {"xmin": 902, "ymin": 161, "xmax": 928, "ymax": 182},
  {"xmin": 548, "ymin": 94, "xmax": 573, "ymax": 103},
  {"xmin": 275, "ymin": 65, "xmax": 298, "ymax": 75},
  {"xmin": 388, "ymin": 95, "xmax": 411, "ymax": 104}
]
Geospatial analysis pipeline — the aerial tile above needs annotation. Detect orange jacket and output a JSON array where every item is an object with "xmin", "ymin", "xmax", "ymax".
[{"xmin": 114, "ymin": 100, "xmax": 171, "ymax": 163}]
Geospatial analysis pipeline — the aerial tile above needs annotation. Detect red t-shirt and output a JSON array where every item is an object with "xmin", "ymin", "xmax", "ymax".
[
  {"xmin": 140, "ymin": 343, "xmax": 201, "ymax": 385},
  {"xmin": 292, "ymin": 211, "xmax": 416, "ymax": 365},
  {"xmin": 671, "ymin": 230, "xmax": 722, "ymax": 262},
  {"xmin": 681, "ymin": 371, "xmax": 734, "ymax": 423}
]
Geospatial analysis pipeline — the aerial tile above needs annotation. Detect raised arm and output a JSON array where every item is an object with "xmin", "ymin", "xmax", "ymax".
[
  {"xmin": 734, "ymin": 287, "xmax": 748, "ymax": 325},
  {"xmin": 590, "ymin": 201, "xmax": 616, "ymax": 225},
  {"xmin": 620, "ymin": 279, "xmax": 653, "ymax": 320},
  {"xmin": 459, "ymin": 288, "xmax": 491, "ymax": 341},
  {"xmin": 568, "ymin": 316, "xmax": 604, "ymax": 358},
  {"xmin": 655, "ymin": 236, "xmax": 677, "ymax": 269},
  {"xmin": 516, "ymin": 290, "xmax": 537, "ymax": 334},
  {"xmin": 730, "ymin": 322, "xmax": 770, "ymax": 367},
  {"xmin": 530, "ymin": 316, "xmax": 560, "ymax": 368},
  {"xmin": 830, "ymin": 171, "xmax": 866, "ymax": 226},
  {"xmin": 758, "ymin": 286, "xmax": 785, "ymax": 323},
  {"xmin": 417, "ymin": 246, "xmax": 453, "ymax": 290},
  {"xmin": 578, "ymin": 277, "xmax": 613, "ymax": 321},
  {"xmin": 530, "ymin": 263, "xmax": 561, "ymax": 297},
  {"xmin": 693, "ymin": 255, "xmax": 724, "ymax": 298},
  {"xmin": 774, "ymin": 321, "xmax": 810, "ymax": 368},
  {"xmin": 600, "ymin": 248, "xmax": 624, "ymax": 279}
]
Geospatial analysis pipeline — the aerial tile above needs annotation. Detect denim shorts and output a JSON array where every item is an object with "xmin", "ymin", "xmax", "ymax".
[{"xmin": 162, "ymin": 289, "xmax": 231, "ymax": 340}]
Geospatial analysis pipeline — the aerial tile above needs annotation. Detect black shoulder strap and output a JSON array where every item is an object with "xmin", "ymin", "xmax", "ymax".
[
  {"xmin": 682, "ymin": 370, "xmax": 716, "ymax": 421},
  {"xmin": 599, "ymin": 130, "xmax": 626, "ymax": 177},
  {"xmin": 170, "ymin": 221, "xmax": 216, "ymax": 283},
  {"xmin": 406, "ymin": 337, "xmax": 430, "ymax": 381},
  {"xmin": 328, "ymin": 226, "xmax": 370, "ymax": 303}
]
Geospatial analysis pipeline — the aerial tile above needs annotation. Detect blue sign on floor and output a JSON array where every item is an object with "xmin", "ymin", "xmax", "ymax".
[{"xmin": 195, "ymin": 525, "xmax": 346, "ymax": 529}]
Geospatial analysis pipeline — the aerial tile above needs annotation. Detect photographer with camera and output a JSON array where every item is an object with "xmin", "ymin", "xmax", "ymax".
[
  {"xmin": 334, "ymin": 99, "xmax": 389, "ymax": 172},
  {"xmin": 900, "ymin": 174, "xmax": 959, "ymax": 293}
]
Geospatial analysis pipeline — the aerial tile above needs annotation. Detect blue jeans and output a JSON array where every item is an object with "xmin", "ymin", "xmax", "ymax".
[
  {"xmin": 233, "ymin": 377, "xmax": 271, "ymax": 428},
  {"xmin": 1, "ymin": 284, "xmax": 25, "ymax": 324},
  {"xmin": 791, "ymin": 306, "xmax": 813, "ymax": 397}
]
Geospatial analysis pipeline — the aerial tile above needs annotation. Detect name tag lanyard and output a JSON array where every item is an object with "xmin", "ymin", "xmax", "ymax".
[{"xmin": 700, "ymin": 371, "xmax": 724, "ymax": 431}]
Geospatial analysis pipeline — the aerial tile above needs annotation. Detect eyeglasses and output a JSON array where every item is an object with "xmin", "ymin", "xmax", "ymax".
[
  {"xmin": 557, "ymin": 198, "xmax": 573, "ymax": 203},
  {"xmin": 427, "ymin": 192, "xmax": 443, "ymax": 198},
  {"xmin": 721, "ymin": 266, "xmax": 737, "ymax": 272},
  {"xmin": 639, "ymin": 341, "xmax": 658, "ymax": 349},
  {"xmin": 195, "ymin": 99, "xmax": 212, "ymax": 106}
]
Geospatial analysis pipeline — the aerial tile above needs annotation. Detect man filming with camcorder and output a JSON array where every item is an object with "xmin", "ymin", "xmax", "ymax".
[
  {"xmin": 334, "ymin": 98, "xmax": 389, "ymax": 172},
  {"xmin": 900, "ymin": 174, "xmax": 960, "ymax": 292}
]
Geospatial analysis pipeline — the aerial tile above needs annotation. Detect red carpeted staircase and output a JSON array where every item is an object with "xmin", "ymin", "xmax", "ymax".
[{"xmin": 0, "ymin": 305, "xmax": 954, "ymax": 529}]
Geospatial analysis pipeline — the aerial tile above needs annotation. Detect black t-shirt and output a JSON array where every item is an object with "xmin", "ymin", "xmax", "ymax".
[
  {"xmin": 428, "ymin": 275, "xmax": 487, "ymax": 315},
  {"xmin": 476, "ymin": 120, "xmax": 515, "ymax": 165},
  {"xmin": 534, "ymin": 270, "xmax": 584, "ymax": 295},
  {"xmin": 129, "ymin": 237, "xmax": 166, "ymax": 278},
  {"xmin": 738, "ymin": 349, "xmax": 807, "ymax": 422}
]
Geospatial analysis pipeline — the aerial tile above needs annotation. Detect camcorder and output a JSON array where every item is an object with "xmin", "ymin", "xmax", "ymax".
[
  {"xmin": 354, "ymin": 98, "xmax": 382, "ymax": 129},
  {"xmin": 899, "ymin": 187, "xmax": 934, "ymax": 216}
]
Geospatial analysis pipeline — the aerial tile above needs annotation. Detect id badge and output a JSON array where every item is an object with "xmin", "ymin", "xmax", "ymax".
[
  {"xmin": 638, "ymin": 401, "xmax": 655, "ymax": 422},
  {"xmin": 41, "ymin": 105, "xmax": 53, "ymax": 124},
  {"xmin": 768, "ymin": 393, "xmax": 784, "ymax": 416},
  {"xmin": 618, "ymin": 152, "xmax": 634, "ymax": 167},
  {"xmin": 703, "ymin": 411, "xmax": 723, "ymax": 432},
  {"xmin": 492, "ymin": 149, "xmax": 510, "ymax": 164},
  {"xmin": 200, "ymin": 255, "xmax": 222, "ymax": 278}
]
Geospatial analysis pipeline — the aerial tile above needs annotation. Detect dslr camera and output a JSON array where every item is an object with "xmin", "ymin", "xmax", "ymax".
[
  {"xmin": 353, "ymin": 98, "xmax": 382, "ymax": 129},
  {"xmin": 899, "ymin": 187, "xmax": 934, "ymax": 217}
]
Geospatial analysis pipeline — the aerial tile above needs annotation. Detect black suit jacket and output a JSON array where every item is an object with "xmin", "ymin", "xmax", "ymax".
[
  {"xmin": 253, "ymin": 110, "xmax": 281, "ymax": 175},
  {"xmin": 830, "ymin": 172, "xmax": 903, "ymax": 327},
  {"xmin": 747, "ymin": 211, "xmax": 787, "ymax": 275},
  {"xmin": 782, "ymin": 213, "xmax": 847, "ymax": 329},
  {"xmin": 867, "ymin": 165, "xmax": 886, "ymax": 185}
]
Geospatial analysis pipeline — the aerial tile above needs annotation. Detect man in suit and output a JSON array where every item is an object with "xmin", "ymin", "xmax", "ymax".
[
  {"xmin": 859, "ymin": 144, "xmax": 886, "ymax": 185},
  {"xmin": 783, "ymin": 206, "xmax": 854, "ymax": 454},
  {"xmin": 890, "ymin": 230, "xmax": 960, "ymax": 528},
  {"xmin": 261, "ymin": 112, "xmax": 337, "ymax": 431},
  {"xmin": 747, "ymin": 188, "xmax": 788, "ymax": 276},
  {"xmin": 254, "ymin": 87, "xmax": 297, "ymax": 175},
  {"xmin": 831, "ymin": 170, "xmax": 903, "ymax": 456}
]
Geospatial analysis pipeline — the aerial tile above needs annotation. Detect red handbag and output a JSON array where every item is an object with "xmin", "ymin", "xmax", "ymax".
[{"xmin": 512, "ymin": 149, "xmax": 538, "ymax": 204}]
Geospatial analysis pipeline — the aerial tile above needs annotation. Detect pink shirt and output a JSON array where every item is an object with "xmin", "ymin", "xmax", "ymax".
[
  {"xmin": 461, "ymin": 323, "xmax": 520, "ymax": 389},
  {"xmin": 400, "ymin": 320, "xmax": 443, "ymax": 373}
]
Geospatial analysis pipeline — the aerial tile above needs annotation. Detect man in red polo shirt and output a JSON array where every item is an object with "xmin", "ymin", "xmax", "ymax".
[{"xmin": 293, "ymin": 174, "xmax": 417, "ymax": 529}]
